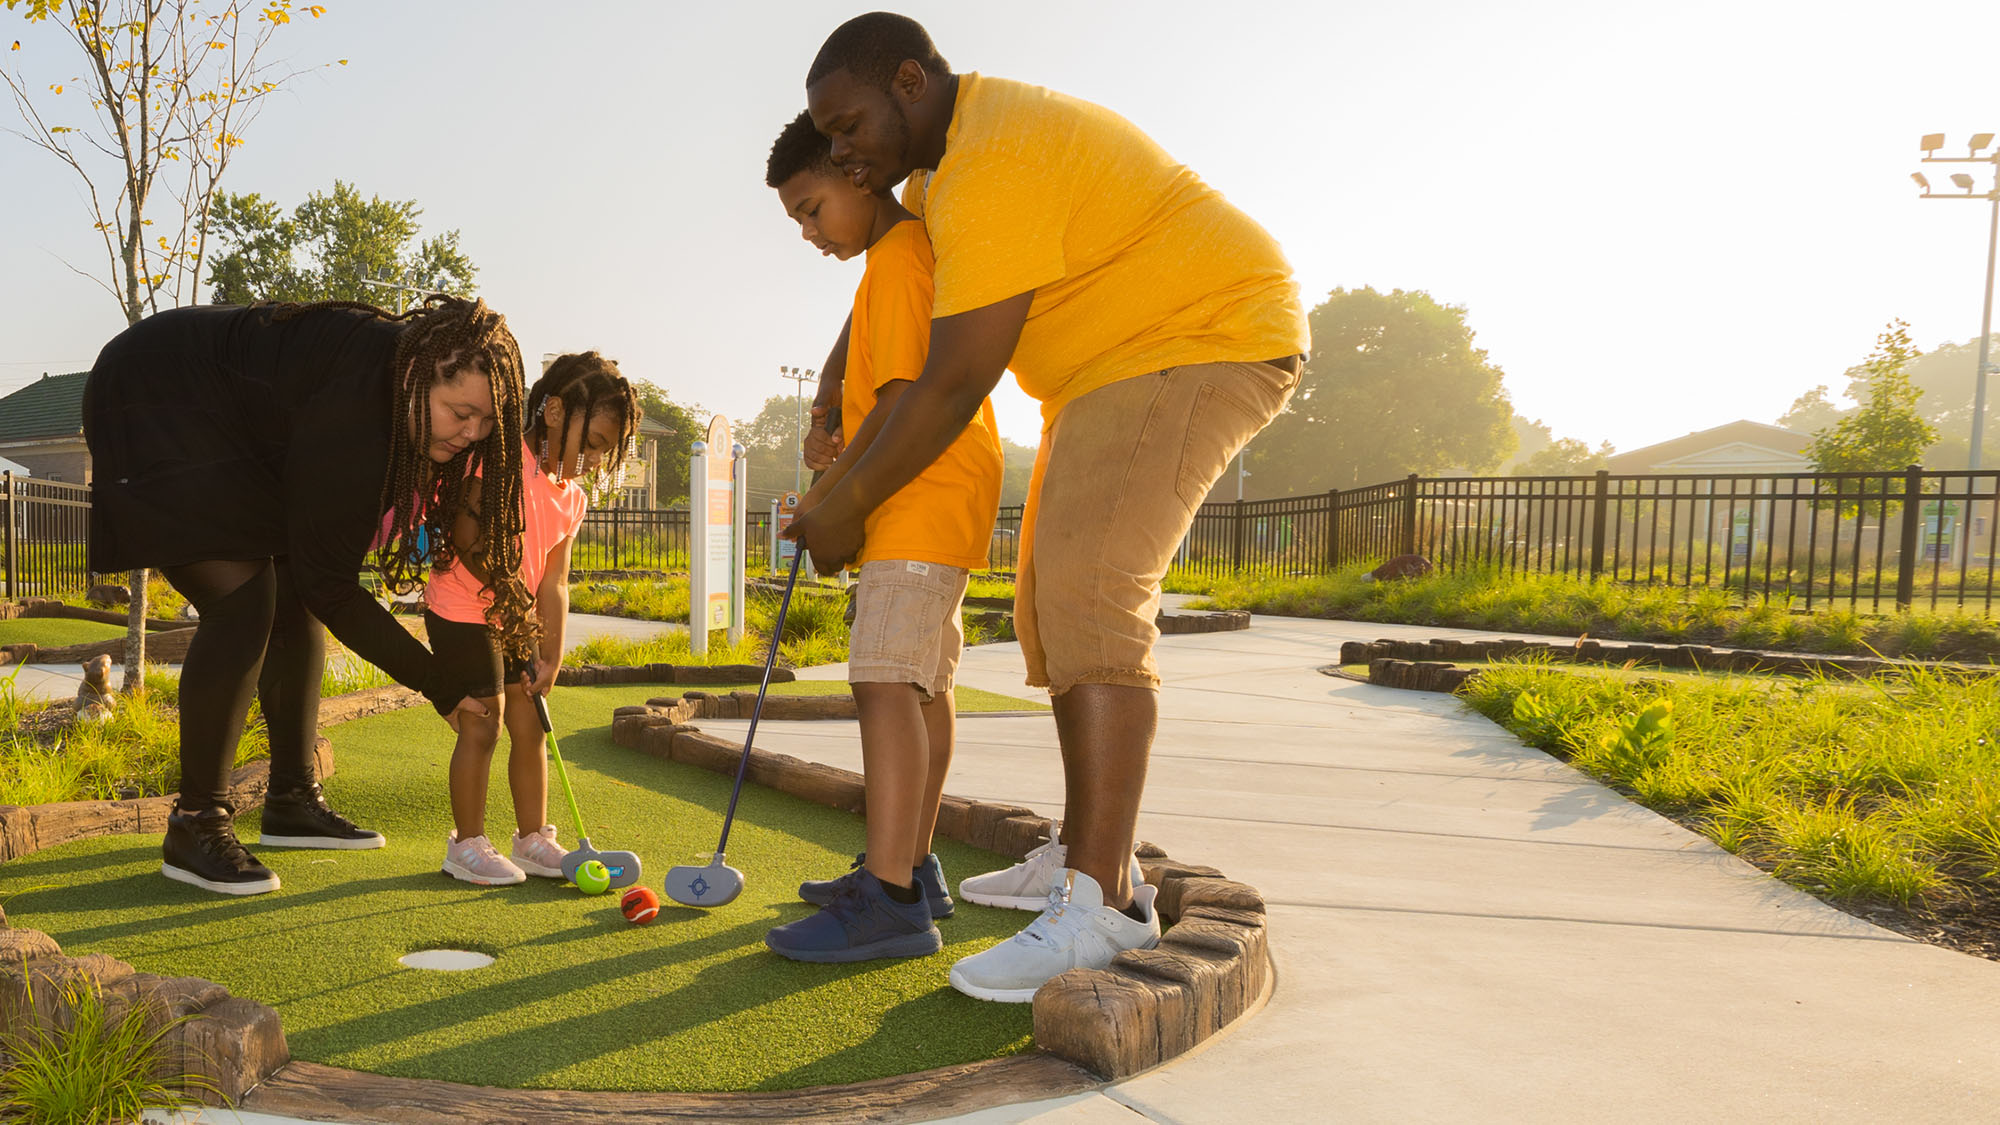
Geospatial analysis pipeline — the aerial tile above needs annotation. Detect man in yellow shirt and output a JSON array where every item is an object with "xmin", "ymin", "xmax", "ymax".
[{"xmin": 787, "ymin": 11, "xmax": 1309, "ymax": 1002}]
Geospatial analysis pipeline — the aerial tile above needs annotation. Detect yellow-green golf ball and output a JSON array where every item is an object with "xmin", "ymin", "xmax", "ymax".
[{"xmin": 575, "ymin": 860, "xmax": 611, "ymax": 895}]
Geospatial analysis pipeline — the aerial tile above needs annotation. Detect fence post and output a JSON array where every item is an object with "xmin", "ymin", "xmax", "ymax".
[
  {"xmin": 1232, "ymin": 499, "xmax": 1247, "ymax": 572},
  {"xmin": 2, "ymin": 471, "xmax": 13, "ymax": 600},
  {"xmin": 1589, "ymin": 470, "xmax": 1611, "ymax": 580},
  {"xmin": 1323, "ymin": 488, "xmax": 1339, "ymax": 571},
  {"xmin": 1895, "ymin": 463, "xmax": 1923, "ymax": 610},
  {"xmin": 1399, "ymin": 474, "xmax": 1419, "ymax": 557}
]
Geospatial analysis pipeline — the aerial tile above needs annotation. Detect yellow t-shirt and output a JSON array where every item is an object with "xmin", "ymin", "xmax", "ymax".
[
  {"xmin": 902, "ymin": 73, "xmax": 1311, "ymax": 425},
  {"xmin": 845, "ymin": 219, "xmax": 1003, "ymax": 569}
]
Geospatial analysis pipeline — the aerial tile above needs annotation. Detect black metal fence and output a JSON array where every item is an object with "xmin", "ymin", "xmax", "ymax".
[
  {"xmin": 1162, "ymin": 467, "xmax": 2000, "ymax": 615},
  {"xmin": 572, "ymin": 505, "xmax": 1031, "ymax": 575},
  {"xmin": 16, "ymin": 467, "xmax": 2000, "ymax": 616},
  {"xmin": 2, "ymin": 473, "xmax": 93, "ymax": 599}
]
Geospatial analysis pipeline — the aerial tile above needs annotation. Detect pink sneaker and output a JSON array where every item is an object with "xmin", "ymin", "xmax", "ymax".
[
  {"xmin": 510, "ymin": 825, "xmax": 569, "ymax": 878},
  {"xmin": 442, "ymin": 831, "xmax": 526, "ymax": 886}
]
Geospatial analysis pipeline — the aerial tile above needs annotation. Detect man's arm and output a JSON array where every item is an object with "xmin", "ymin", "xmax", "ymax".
[
  {"xmin": 799, "ymin": 378, "xmax": 910, "ymax": 513},
  {"xmin": 786, "ymin": 291, "xmax": 1031, "ymax": 571},
  {"xmin": 803, "ymin": 316, "xmax": 852, "ymax": 471}
]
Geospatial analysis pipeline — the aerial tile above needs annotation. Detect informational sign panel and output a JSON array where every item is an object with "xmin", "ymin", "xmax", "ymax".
[
  {"xmin": 775, "ymin": 490, "xmax": 801, "ymax": 567},
  {"xmin": 688, "ymin": 416, "xmax": 743, "ymax": 654},
  {"xmin": 704, "ymin": 415, "xmax": 733, "ymax": 630}
]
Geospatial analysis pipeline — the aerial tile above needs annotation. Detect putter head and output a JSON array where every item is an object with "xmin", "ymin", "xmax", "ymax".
[
  {"xmin": 560, "ymin": 839, "xmax": 591, "ymax": 885},
  {"xmin": 664, "ymin": 854, "xmax": 743, "ymax": 908},
  {"xmin": 599, "ymin": 851, "xmax": 642, "ymax": 890}
]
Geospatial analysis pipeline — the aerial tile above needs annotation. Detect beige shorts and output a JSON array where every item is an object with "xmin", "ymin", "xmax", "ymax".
[
  {"xmin": 848, "ymin": 558, "xmax": 970, "ymax": 700},
  {"xmin": 1017, "ymin": 360, "xmax": 1298, "ymax": 695}
]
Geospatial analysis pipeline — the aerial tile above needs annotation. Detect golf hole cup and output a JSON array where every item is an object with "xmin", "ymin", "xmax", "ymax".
[
  {"xmin": 575, "ymin": 859, "xmax": 612, "ymax": 895},
  {"xmin": 621, "ymin": 886, "xmax": 661, "ymax": 924}
]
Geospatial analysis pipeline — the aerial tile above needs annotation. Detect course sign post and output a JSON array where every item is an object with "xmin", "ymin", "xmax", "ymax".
[{"xmin": 688, "ymin": 415, "xmax": 744, "ymax": 654}]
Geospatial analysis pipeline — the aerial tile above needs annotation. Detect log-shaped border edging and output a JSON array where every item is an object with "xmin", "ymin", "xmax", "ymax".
[
  {"xmin": 0, "ymin": 922, "xmax": 288, "ymax": 1107},
  {"xmin": 607, "ymin": 706, "xmax": 1274, "ymax": 1081},
  {"xmin": 1338, "ymin": 636, "xmax": 1999, "ymax": 680},
  {"xmin": 0, "ymin": 685, "xmax": 423, "ymax": 863},
  {"xmin": 1156, "ymin": 609, "xmax": 1251, "ymax": 635}
]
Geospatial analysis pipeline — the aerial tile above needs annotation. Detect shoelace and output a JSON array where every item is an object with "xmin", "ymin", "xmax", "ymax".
[
  {"xmin": 196, "ymin": 821, "xmax": 256, "ymax": 869},
  {"xmin": 1016, "ymin": 885, "xmax": 1079, "ymax": 947}
]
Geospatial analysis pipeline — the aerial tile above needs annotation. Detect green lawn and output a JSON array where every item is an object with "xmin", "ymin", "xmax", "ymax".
[
  {"xmin": 0, "ymin": 685, "xmax": 1037, "ymax": 1091},
  {"xmin": 1462, "ymin": 664, "xmax": 2000, "ymax": 910},
  {"xmin": 0, "ymin": 618, "xmax": 127, "ymax": 649}
]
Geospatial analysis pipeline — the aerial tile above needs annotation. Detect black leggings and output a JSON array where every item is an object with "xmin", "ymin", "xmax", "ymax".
[{"xmin": 162, "ymin": 558, "xmax": 326, "ymax": 811}]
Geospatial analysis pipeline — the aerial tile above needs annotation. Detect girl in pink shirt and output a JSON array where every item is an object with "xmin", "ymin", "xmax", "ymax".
[{"xmin": 427, "ymin": 353, "xmax": 641, "ymax": 885}]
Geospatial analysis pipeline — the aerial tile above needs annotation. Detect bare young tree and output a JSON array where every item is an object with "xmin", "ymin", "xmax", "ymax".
[{"xmin": 4, "ymin": 0, "xmax": 336, "ymax": 691}]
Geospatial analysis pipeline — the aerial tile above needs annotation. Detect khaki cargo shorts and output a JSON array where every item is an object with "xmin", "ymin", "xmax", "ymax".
[
  {"xmin": 1017, "ymin": 360, "xmax": 1298, "ymax": 695},
  {"xmin": 848, "ymin": 558, "xmax": 970, "ymax": 701}
]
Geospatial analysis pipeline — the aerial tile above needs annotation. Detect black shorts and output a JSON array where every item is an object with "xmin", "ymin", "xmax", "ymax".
[{"xmin": 425, "ymin": 610, "xmax": 533, "ymax": 700}]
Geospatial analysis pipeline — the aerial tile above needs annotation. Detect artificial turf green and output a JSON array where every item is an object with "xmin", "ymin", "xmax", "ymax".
[
  {"xmin": 0, "ymin": 685, "xmax": 1038, "ymax": 1091},
  {"xmin": 0, "ymin": 618, "xmax": 127, "ymax": 648}
]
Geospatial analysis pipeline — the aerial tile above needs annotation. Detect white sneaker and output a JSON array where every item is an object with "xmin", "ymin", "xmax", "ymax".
[
  {"xmin": 510, "ymin": 824, "xmax": 568, "ymax": 878},
  {"xmin": 442, "ymin": 831, "xmax": 526, "ymax": 886},
  {"xmin": 959, "ymin": 823, "xmax": 1146, "ymax": 911},
  {"xmin": 948, "ymin": 869, "xmax": 1160, "ymax": 1003}
]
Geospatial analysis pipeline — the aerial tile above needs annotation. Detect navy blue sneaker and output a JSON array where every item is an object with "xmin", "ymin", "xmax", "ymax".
[
  {"xmin": 767, "ymin": 868, "xmax": 942, "ymax": 963},
  {"xmin": 800, "ymin": 852, "xmax": 954, "ymax": 918}
]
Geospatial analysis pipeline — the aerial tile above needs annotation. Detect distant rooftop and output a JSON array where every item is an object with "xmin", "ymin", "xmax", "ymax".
[{"xmin": 0, "ymin": 371, "xmax": 88, "ymax": 444}]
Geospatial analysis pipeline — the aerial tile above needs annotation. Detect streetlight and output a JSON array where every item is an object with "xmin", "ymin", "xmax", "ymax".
[
  {"xmin": 1912, "ymin": 131, "xmax": 1999, "ymax": 472},
  {"xmin": 778, "ymin": 365, "xmax": 817, "ymax": 491},
  {"xmin": 354, "ymin": 264, "xmax": 442, "ymax": 314}
]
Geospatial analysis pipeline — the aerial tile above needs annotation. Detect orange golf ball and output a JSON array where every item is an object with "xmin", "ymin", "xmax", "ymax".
[{"xmin": 620, "ymin": 885, "xmax": 661, "ymax": 924}]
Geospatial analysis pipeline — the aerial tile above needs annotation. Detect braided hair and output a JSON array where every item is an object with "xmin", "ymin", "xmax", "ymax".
[
  {"xmin": 274, "ymin": 295, "xmax": 539, "ymax": 664},
  {"xmin": 527, "ymin": 352, "xmax": 642, "ymax": 500}
]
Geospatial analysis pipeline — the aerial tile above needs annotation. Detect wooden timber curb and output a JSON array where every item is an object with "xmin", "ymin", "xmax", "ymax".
[
  {"xmin": 1155, "ymin": 609, "xmax": 1252, "ymax": 635},
  {"xmin": 0, "ymin": 917, "xmax": 288, "ymax": 1108},
  {"xmin": 0, "ymin": 685, "xmax": 421, "ymax": 863},
  {"xmin": 1339, "ymin": 636, "xmax": 2000, "ymax": 682},
  {"xmin": 607, "ymin": 704, "xmax": 1274, "ymax": 1082}
]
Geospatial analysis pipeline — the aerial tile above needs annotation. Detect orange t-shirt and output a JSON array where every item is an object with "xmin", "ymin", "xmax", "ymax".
[
  {"xmin": 426, "ymin": 440, "xmax": 589, "ymax": 625},
  {"xmin": 845, "ymin": 220, "xmax": 1003, "ymax": 569},
  {"xmin": 902, "ymin": 73, "xmax": 1311, "ymax": 425}
]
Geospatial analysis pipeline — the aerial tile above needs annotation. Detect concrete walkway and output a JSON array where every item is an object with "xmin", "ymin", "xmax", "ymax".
[
  {"xmin": 693, "ymin": 613, "xmax": 2000, "ymax": 1123},
  {"xmin": 51, "ymin": 608, "xmax": 2000, "ymax": 1121}
]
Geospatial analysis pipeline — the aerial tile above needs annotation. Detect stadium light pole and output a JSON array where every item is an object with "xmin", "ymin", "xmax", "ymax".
[
  {"xmin": 1913, "ymin": 131, "xmax": 2000, "ymax": 472},
  {"xmin": 779, "ymin": 365, "xmax": 817, "ymax": 492}
]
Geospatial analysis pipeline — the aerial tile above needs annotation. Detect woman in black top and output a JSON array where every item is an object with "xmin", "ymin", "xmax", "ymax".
[{"xmin": 84, "ymin": 296, "xmax": 539, "ymax": 895}]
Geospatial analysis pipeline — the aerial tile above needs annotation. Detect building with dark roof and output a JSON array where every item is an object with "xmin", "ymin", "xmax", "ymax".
[
  {"xmin": 0, "ymin": 372, "xmax": 90, "ymax": 483},
  {"xmin": 1605, "ymin": 419, "xmax": 1811, "ymax": 476}
]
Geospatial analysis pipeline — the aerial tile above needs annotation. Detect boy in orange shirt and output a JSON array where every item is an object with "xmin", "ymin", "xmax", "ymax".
[{"xmin": 761, "ymin": 110, "xmax": 1004, "ymax": 962}]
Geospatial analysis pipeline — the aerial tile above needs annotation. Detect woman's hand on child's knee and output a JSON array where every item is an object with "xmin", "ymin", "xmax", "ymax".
[{"xmin": 445, "ymin": 695, "xmax": 490, "ymax": 733}]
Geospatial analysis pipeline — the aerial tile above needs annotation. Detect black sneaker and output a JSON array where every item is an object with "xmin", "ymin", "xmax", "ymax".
[
  {"xmin": 799, "ymin": 852, "xmax": 954, "ymax": 918},
  {"xmin": 259, "ymin": 782, "xmax": 386, "ymax": 850},
  {"xmin": 162, "ymin": 807, "xmax": 281, "ymax": 896}
]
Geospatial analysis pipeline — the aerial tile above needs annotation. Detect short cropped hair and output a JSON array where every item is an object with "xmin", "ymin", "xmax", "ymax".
[
  {"xmin": 806, "ymin": 11, "xmax": 951, "ymax": 92},
  {"xmin": 765, "ymin": 110, "xmax": 839, "ymax": 188}
]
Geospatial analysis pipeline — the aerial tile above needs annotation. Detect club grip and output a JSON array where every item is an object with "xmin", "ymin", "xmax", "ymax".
[{"xmin": 532, "ymin": 691, "xmax": 553, "ymax": 733}]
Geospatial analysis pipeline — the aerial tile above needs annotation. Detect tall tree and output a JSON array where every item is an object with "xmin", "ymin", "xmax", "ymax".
[
  {"xmin": 1807, "ymin": 320, "xmax": 1938, "ymax": 474},
  {"xmin": 1777, "ymin": 385, "xmax": 1843, "ymax": 435},
  {"xmin": 629, "ymin": 379, "xmax": 701, "ymax": 504},
  {"xmin": 1511, "ymin": 436, "xmax": 1613, "ymax": 476},
  {"xmin": 1247, "ymin": 287, "xmax": 1516, "ymax": 495},
  {"xmin": 206, "ymin": 179, "xmax": 476, "ymax": 305},
  {"xmin": 5, "ymin": 0, "xmax": 331, "ymax": 691},
  {"xmin": 1839, "ymin": 332, "xmax": 2000, "ymax": 470}
]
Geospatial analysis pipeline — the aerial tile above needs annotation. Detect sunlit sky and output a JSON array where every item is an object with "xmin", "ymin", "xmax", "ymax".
[{"xmin": 4, "ymin": 0, "xmax": 1999, "ymax": 461}]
